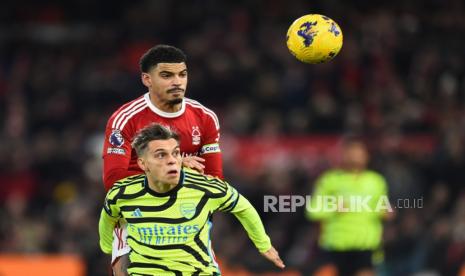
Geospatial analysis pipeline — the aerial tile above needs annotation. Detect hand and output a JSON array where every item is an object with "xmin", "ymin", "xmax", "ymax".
[
  {"xmin": 182, "ymin": 156, "xmax": 205, "ymax": 173},
  {"xmin": 261, "ymin": 246, "xmax": 285, "ymax": 269},
  {"xmin": 113, "ymin": 253, "xmax": 129, "ymax": 276}
]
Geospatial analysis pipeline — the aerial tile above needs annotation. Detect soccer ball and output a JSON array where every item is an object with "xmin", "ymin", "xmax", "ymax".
[{"xmin": 286, "ymin": 14, "xmax": 343, "ymax": 64}]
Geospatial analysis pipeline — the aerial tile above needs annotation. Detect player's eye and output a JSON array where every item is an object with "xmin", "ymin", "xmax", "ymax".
[
  {"xmin": 172, "ymin": 150, "xmax": 180, "ymax": 157},
  {"xmin": 155, "ymin": 152, "xmax": 166, "ymax": 159},
  {"xmin": 179, "ymin": 71, "xmax": 187, "ymax": 78}
]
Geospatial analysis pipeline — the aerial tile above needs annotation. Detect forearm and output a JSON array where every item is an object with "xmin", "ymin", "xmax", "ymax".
[
  {"xmin": 232, "ymin": 196, "xmax": 271, "ymax": 253},
  {"xmin": 99, "ymin": 209, "xmax": 118, "ymax": 254},
  {"xmin": 202, "ymin": 152, "xmax": 223, "ymax": 179}
]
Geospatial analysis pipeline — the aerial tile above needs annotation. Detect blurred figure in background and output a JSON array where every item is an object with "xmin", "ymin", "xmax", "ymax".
[
  {"xmin": 306, "ymin": 138, "xmax": 390, "ymax": 276},
  {"xmin": 101, "ymin": 45, "xmax": 223, "ymax": 275}
]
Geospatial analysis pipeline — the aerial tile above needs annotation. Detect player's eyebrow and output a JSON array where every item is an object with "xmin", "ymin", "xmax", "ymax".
[
  {"xmin": 152, "ymin": 146, "xmax": 180, "ymax": 153},
  {"xmin": 159, "ymin": 69, "xmax": 187, "ymax": 75},
  {"xmin": 152, "ymin": 148, "xmax": 168, "ymax": 153}
]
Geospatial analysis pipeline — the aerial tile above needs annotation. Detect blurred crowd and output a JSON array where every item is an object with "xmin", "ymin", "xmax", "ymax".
[{"xmin": 1, "ymin": 0, "xmax": 465, "ymax": 275}]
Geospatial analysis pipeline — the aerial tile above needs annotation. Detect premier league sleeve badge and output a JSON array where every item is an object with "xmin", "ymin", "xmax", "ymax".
[{"xmin": 109, "ymin": 129, "xmax": 125, "ymax": 147}]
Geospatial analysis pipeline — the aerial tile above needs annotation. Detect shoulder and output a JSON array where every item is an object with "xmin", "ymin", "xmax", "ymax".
[
  {"xmin": 107, "ymin": 174, "xmax": 146, "ymax": 199},
  {"xmin": 319, "ymin": 169, "xmax": 344, "ymax": 180},
  {"xmin": 183, "ymin": 168, "xmax": 225, "ymax": 184},
  {"xmin": 184, "ymin": 98, "xmax": 220, "ymax": 130},
  {"xmin": 315, "ymin": 169, "xmax": 344, "ymax": 188},
  {"xmin": 182, "ymin": 168, "xmax": 228, "ymax": 195},
  {"xmin": 364, "ymin": 170, "xmax": 387, "ymax": 184},
  {"xmin": 107, "ymin": 95, "xmax": 148, "ymax": 131}
]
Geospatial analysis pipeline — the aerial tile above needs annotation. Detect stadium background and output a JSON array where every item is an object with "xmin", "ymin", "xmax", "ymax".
[{"xmin": 1, "ymin": 0, "xmax": 464, "ymax": 275}]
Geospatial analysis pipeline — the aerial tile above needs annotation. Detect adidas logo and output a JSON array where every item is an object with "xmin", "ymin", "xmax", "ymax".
[{"xmin": 132, "ymin": 208, "xmax": 143, "ymax": 217}]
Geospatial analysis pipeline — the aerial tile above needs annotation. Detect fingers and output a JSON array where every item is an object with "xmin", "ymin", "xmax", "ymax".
[
  {"xmin": 182, "ymin": 156, "xmax": 205, "ymax": 173},
  {"xmin": 189, "ymin": 156, "xmax": 205, "ymax": 162},
  {"xmin": 183, "ymin": 156, "xmax": 205, "ymax": 162},
  {"xmin": 262, "ymin": 247, "xmax": 285, "ymax": 269},
  {"xmin": 184, "ymin": 161, "xmax": 205, "ymax": 173},
  {"xmin": 190, "ymin": 162, "xmax": 205, "ymax": 173},
  {"xmin": 270, "ymin": 254, "xmax": 285, "ymax": 269},
  {"xmin": 112, "ymin": 253, "xmax": 130, "ymax": 276}
]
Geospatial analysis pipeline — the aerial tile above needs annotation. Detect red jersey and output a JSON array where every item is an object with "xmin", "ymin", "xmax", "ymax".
[{"xmin": 102, "ymin": 93, "xmax": 223, "ymax": 190}]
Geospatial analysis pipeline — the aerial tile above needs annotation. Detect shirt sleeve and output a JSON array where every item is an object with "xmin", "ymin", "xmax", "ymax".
[
  {"xmin": 372, "ymin": 173, "xmax": 389, "ymax": 218},
  {"xmin": 102, "ymin": 117, "xmax": 135, "ymax": 191},
  {"xmin": 214, "ymin": 181, "xmax": 272, "ymax": 253},
  {"xmin": 305, "ymin": 172, "xmax": 336, "ymax": 221},
  {"xmin": 200, "ymin": 111, "xmax": 224, "ymax": 179},
  {"xmin": 98, "ymin": 187, "xmax": 121, "ymax": 254}
]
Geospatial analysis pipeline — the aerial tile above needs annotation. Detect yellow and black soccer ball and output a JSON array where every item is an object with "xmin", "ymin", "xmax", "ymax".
[{"xmin": 286, "ymin": 14, "xmax": 343, "ymax": 64}]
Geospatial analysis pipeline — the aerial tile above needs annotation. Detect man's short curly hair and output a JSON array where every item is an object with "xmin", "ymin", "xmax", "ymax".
[{"xmin": 139, "ymin": 45, "xmax": 187, "ymax": 73}]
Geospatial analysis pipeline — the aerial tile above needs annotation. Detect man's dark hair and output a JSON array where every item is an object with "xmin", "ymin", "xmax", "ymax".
[
  {"xmin": 139, "ymin": 45, "xmax": 187, "ymax": 73},
  {"xmin": 132, "ymin": 123, "xmax": 180, "ymax": 156}
]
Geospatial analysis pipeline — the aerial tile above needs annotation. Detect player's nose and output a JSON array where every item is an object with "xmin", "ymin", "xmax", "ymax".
[
  {"xmin": 172, "ymin": 75, "xmax": 182, "ymax": 85},
  {"xmin": 167, "ymin": 154, "xmax": 179, "ymax": 164}
]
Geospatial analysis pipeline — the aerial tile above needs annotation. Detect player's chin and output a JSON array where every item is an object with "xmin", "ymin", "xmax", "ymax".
[{"xmin": 167, "ymin": 94, "xmax": 184, "ymax": 103}]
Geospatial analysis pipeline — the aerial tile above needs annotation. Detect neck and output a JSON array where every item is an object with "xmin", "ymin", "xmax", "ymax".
[
  {"xmin": 149, "ymin": 92, "xmax": 183, "ymax": 113},
  {"xmin": 147, "ymin": 178, "xmax": 177, "ymax": 193}
]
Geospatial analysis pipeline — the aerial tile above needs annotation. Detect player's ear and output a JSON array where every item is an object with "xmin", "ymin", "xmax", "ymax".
[
  {"xmin": 141, "ymin": 73, "xmax": 151, "ymax": 87},
  {"xmin": 137, "ymin": 157, "xmax": 147, "ymax": 171}
]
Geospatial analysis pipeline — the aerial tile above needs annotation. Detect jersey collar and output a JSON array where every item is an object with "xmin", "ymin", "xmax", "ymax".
[
  {"xmin": 144, "ymin": 92, "xmax": 186, "ymax": 118},
  {"xmin": 144, "ymin": 170, "xmax": 185, "ymax": 197}
]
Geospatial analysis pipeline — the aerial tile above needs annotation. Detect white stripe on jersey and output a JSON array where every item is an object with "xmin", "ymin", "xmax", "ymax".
[
  {"xmin": 114, "ymin": 100, "xmax": 147, "ymax": 130},
  {"xmin": 111, "ymin": 97, "xmax": 145, "ymax": 129},
  {"xmin": 118, "ymin": 103, "xmax": 148, "ymax": 130},
  {"xmin": 185, "ymin": 98, "xmax": 220, "ymax": 130}
]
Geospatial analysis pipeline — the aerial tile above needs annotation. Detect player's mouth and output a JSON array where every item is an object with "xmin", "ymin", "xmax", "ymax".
[{"xmin": 167, "ymin": 169, "xmax": 179, "ymax": 176}]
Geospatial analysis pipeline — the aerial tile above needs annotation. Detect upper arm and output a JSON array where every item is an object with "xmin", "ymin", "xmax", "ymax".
[
  {"xmin": 103, "ymin": 187, "xmax": 122, "ymax": 218},
  {"xmin": 379, "ymin": 174, "xmax": 388, "ymax": 196},
  {"xmin": 212, "ymin": 180, "xmax": 242, "ymax": 213},
  {"xmin": 200, "ymin": 111, "xmax": 223, "ymax": 178},
  {"xmin": 306, "ymin": 172, "xmax": 335, "ymax": 220},
  {"xmin": 200, "ymin": 110, "xmax": 221, "ymax": 151},
  {"xmin": 102, "ymin": 120, "xmax": 133, "ymax": 161},
  {"xmin": 312, "ymin": 173, "xmax": 333, "ymax": 197},
  {"xmin": 99, "ymin": 188, "xmax": 122, "ymax": 254},
  {"xmin": 102, "ymin": 117, "xmax": 134, "ymax": 188},
  {"xmin": 373, "ymin": 173, "xmax": 389, "ymax": 202}
]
